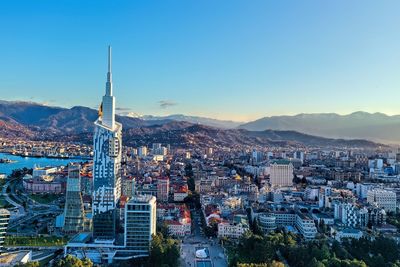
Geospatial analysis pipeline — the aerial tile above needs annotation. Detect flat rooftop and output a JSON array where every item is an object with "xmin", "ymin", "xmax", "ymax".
[
  {"xmin": 196, "ymin": 260, "xmax": 212, "ymax": 267},
  {"xmin": 129, "ymin": 195, "xmax": 156, "ymax": 203},
  {"xmin": 0, "ymin": 209, "xmax": 10, "ymax": 216},
  {"xmin": 70, "ymin": 232, "xmax": 91, "ymax": 243},
  {"xmin": 341, "ymin": 228, "xmax": 362, "ymax": 234}
]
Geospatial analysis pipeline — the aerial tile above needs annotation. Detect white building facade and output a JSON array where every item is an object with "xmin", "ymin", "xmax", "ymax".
[
  {"xmin": 367, "ymin": 189, "xmax": 397, "ymax": 212},
  {"xmin": 218, "ymin": 222, "xmax": 248, "ymax": 239},
  {"xmin": 269, "ymin": 162, "xmax": 294, "ymax": 187},
  {"xmin": 92, "ymin": 46, "xmax": 123, "ymax": 240}
]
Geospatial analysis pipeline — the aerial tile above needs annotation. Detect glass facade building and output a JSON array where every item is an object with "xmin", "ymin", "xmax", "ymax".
[{"xmin": 124, "ymin": 195, "xmax": 156, "ymax": 255}]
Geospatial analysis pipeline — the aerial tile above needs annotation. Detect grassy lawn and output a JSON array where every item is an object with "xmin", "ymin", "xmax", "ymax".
[
  {"xmin": 29, "ymin": 193, "xmax": 59, "ymax": 204},
  {"xmin": 4, "ymin": 236, "xmax": 67, "ymax": 247}
]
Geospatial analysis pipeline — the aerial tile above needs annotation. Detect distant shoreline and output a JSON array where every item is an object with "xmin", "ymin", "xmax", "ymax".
[{"xmin": 0, "ymin": 152, "xmax": 92, "ymax": 161}]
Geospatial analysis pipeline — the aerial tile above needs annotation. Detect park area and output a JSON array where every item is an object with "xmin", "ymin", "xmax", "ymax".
[
  {"xmin": 29, "ymin": 193, "xmax": 59, "ymax": 204},
  {"xmin": 4, "ymin": 236, "xmax": 67, "ymax": 247}
]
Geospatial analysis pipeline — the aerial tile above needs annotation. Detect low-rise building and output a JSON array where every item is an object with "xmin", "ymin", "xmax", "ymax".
[
  {"xmin": 258, "ymin": 213, "xmax": 277, "ymax": 233},
  {"xmin": 367, "ymin": 189, "xmax": 397, "ymax": 212},
  {"xmin": 23, "ymin": 176, "xmax": 65, "ymax": 194},
  {"xmin": 333, "ymin": 228, "xmax": 363, "ymax": 242},
  {"xmin": 218, "ymin": 215, "xmax": 249, "ymax": 239},
  {"xmin": 273, "ymin": 211, "xmax": 296, "ymax": 226},
  {"xmin": 295, "ymin": 213, "xmax": 317, "ymax": 240},
  {"xmin": 157, "ymin": 204, "xmax": 191, "ymax": 238}
]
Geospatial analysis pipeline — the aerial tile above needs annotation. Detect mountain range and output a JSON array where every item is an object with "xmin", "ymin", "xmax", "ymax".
[
  {"xmin": 129, "ymin": 111, "xmax": 400, "ymax": 144},
  {"xmin": 0, "ymin": 100, "xmax": 388, "ymax": 148},
  {"xmin": 121, "ymin": 113, "xmax": 242, "ymax": 129},
  {"xmin": 238, "ymin": 112, "xmax": 400, "ymax": 143},
  {"xmin": 123, "ymin": 110, "xmax": 400, "ymax": 143}
]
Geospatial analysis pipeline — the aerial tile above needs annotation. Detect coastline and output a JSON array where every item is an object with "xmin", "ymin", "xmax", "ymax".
[
  {"xmin": 0, "ymin": 152, "xmax": 89, "ymax": 175},
  {"xmin": 0, "ymin": 152, "xmax": 92, "ymax": 161}
]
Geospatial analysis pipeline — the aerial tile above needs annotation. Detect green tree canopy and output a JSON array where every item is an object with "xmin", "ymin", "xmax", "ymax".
[
  {"xmin": 148, "ymin": 233, "xmax": 180, "ymax": 267},
  {"xmin": 52, "ymin": 255, "xmax": 93, "ymax": 267}
]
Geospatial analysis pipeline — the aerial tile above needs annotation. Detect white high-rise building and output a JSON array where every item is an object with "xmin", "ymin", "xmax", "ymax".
[
  {"xmin": 92, "ymin": 46, "xmax": 123, "ymax": 240},
  {"xmin": 152, "ymin": 143, "xmax": 162, "ymax": 151},
  {"xmin": 293, "ymin": 151, "xmax": 304, "ymax": 163},
  {"xmin": 356, "ymin": 183, "xmax": 376, "ymax": 199},
  {"xmin": 124, "ymin": 195, "xmax": 156, "ymax": 255},
  {"xmin": 367, "ymin": 189, "xmax": 397, "ymax": 212},
  {"xmin": 334, "ymin": 203, "xmax": 362, "ymax": 228},
  {"xmin": 252, "ymin": 150, "xmax": 263, "ymax": 163},
  {"xmin": 138, "ymin": 146, "xmax": 148, "ymax": 157},
  {"xmin": 0, "ymin": 209, "xmax": 10, "ymax": 254},
  {"xmin": 157, "ymin": 177, "xmax": 169, "ymax": 202},
  {"xmin": 269, "ymin": 161, "xmax": 294, "ymax": 187},
  {"xmin": 205, "ymin": 147, "xmax": 213, "ymax": 157}
]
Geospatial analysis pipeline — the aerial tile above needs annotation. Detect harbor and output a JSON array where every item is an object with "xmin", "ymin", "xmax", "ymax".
[{"xmin": 0, "ymin": 153, "xmax": 86, "ymax": 175}]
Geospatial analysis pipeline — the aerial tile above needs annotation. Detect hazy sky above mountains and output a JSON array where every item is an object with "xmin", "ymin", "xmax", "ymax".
[{"xmin": 0, "ymin": 1, "xmax": 399, "ymax": 121}]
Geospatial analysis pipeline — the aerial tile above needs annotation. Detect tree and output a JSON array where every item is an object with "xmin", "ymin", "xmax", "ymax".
[
  {"xmin": 237, "ymin": 262, "xmax": 284, "ymax": 267},
  {"xmin": 187, "ymin": 176, "xmax": 195, "ymax": 192},
  {"xmin": 282, "ymin": 231, "xmax": 297, "ymax": 247},
  {"xmin": 10, "ymin": 168, "xmax": 32, "ymax": 179},
  {"xmin": 204, "ymin": 217, "xmax": 219, "ymax": 237},
  {"xmin": 331, "ymin": 240, "xmax": 350, "ymax": 259},
  {"xmin": 52, "ymin": 255, "xmax": 93, "ymax": 267},
  {"xmin": 341, "ymin": 236, "xmax": 400, "ymax": 266},
  {"xmin": 184, "ymin": 192, "xmax": 200, "ymax": 210},
  {"xmin": 251, "ymin": 219, "xmax": 264, "ymax": 236},
  {"xmin": 156, "ymin": 221, "xmax": 169, "ymax": 237},
  {"xmin": 148, "ymin": 233, "xmax": 180, "ymax": 267},
  {"xmin": 185, "ymin": 163, "xmax": 195, "ymax": 191},
  {"xmin": 149, "ymin": 233, "xmax": 164, "ymax": 267},
  {"xmin": 228, "ymin": 232, "xmax": 277, "ymax": 266},
  {"xmin": 15, "ymin": 262, "xmax": 40, "ymax": 267},
  {"xmin": 293, "ymin": 175, "xmax": 302, "ymax": 184},
  {"xmin": 184, "ymin": 163, "xmax": 194, "ymax": 178},
  {"xmin": 309, "ymin": 258, "xmax": 325, "ymax": 267}
]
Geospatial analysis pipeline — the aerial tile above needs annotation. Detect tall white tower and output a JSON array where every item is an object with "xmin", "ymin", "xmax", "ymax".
[{"xmin": 92, "ymin": 46, "xmax": 123, "ymax": 240}]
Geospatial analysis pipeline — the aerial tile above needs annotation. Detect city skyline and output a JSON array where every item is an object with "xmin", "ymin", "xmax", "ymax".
[
  {"xmin": 1, "ymin": 1, "xmax": 400, "ymax": 121},
  {"xmin": 2, "ymin": 2, "xmax": 400, "ymax": 266}
]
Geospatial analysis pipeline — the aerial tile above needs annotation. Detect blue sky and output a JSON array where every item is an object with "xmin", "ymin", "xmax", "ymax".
[{"xmin": 0, "ymin": 1, "xmax": 399, "ymax": 121}]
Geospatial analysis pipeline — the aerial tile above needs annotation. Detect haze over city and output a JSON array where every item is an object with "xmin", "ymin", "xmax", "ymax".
[{"xmin": 1, "ymin": 1, "xmax": 400, "ymax": 121}]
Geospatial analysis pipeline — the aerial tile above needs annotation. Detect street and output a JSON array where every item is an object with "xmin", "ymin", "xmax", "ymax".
[{"xmin": 180, "ymin": 209, "xmax": 227, "ymax": 267}]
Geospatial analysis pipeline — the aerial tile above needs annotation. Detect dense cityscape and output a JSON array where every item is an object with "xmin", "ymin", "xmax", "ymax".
[
  {"xmin": 0, "ymin": 47, "xmax": 399, "ymax": 267},
  {"xmin": 1, "ymin": 2, "xmax": 400, "ymax": 267}
]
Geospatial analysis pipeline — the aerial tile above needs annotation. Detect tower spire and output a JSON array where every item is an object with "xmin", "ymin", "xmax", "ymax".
[
  {"xmin": 102, "ymin": 45, "xmax": 115, "ymax": 129},
  {"xmin": 106, "ymin": 45, "xmax": 113, "ymax": 96},
  {"xmin": 108, "ymin": 45, "xmax": 112, "ymax": 74}
]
